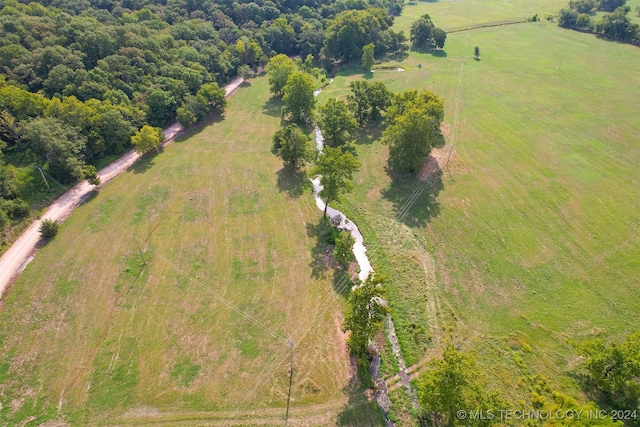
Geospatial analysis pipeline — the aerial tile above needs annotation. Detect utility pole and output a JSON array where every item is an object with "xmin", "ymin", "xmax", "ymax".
[
  {"xmin": 558, "ymin": 56, "xmax": 564, "ymax": 71},
  {"xmin": 284, "ymin": 339, "xmax": 294, "ymax": 426},
  {"xmin": 38, "ymin": 167, "xmax": 50, "ymax": 191}
]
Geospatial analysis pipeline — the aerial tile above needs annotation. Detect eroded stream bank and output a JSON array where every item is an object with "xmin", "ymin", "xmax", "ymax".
[{"xmin": 311, "ymin": 82, "xmax": 417, "ymax": 425}]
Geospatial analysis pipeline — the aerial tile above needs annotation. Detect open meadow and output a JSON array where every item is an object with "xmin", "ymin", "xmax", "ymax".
[
  {"xmin": 318, "ymin": 18, "xmax": 640, "ymax": 420},
  {"xmin": 0, "ymin": 77, "xmax": 382, "ymax": 425}
]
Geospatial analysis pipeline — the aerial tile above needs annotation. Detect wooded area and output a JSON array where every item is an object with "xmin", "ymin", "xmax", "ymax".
[{"xmin": 0, "ymin": 0, "xmax": 407, "ymax": 246}]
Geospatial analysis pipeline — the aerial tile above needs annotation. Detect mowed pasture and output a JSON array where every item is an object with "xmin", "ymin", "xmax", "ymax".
[
  {"xmin": 0, "ymin": 77, "xmax": 381, "ymax": 425},
  {"xmin": 318, "ymin": 21, "xmax": 640, "ymax": 402},
  {"xmin": 394, "ymin": 0, "xmax": 567, "ymax": 33}
]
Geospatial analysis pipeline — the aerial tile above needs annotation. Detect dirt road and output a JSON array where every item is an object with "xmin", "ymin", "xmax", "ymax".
[{"xmin": 0, "ymin": 76, "xmax": 245, "ymax": 299}]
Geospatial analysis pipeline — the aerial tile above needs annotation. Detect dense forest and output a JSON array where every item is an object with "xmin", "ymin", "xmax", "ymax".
[{"xmin": 0, "ymin": 0, "xmax": 406, "ymax": 247}]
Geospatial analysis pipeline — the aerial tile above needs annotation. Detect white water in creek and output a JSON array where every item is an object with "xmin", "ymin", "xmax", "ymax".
[
  {"xmin": 312, "ymin": 82, "xmax": 399, "ymax": 425},
  {"xmin": 311, "ymin": 80, "xmax": 373, "ymax": 283}
]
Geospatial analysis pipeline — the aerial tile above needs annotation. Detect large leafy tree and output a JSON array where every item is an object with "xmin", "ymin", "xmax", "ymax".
[
  {"xmin": 282, "ymin": 72, "xmax": 316, "ymax": 124},
  {"xmin": 317, "ymin": 98, "xmax": 358, "ymax": 148},
  {"xmin": 362, "ymin": 43, "xmax": 375, "ymax": 71},
  {"xmin": 580, "ymin": 332, "xmax": 640, "ymax": 410},
  {"xmin": 196, "ymin": 82, "xmax": 227, "ymax": 116},
  {"xmin": 310, "ymin": 146, "xmax": 360, "ymax": 218},
  {"xmin": 272, "ymin": 124, "xmax": 314, "ymax": 169},
  {"xmin": 410, "ymin": 14, "xmax": 435, "ymax": 48},
  {"xmin": 344, "ymin": 274, "xmax": 388, "ymax": 358},
  {"xmin": 266, "ymin": 54, "xmax": 297, "ymax": 97},
  {"xmin": 383, "ymin": 89, "xmax": 444, "ymax": 174},
  {"xmin": 417, "ymin": 346, "xmax": 505, "ymax": 427},
  {"xmin": 131, "ymin": 125, "xmax": 163, "ymax": 154},
  {"xmin": 146, "ymin": 88, "xmax": 177, "ymax": 127},
  {"xmin": 433, "ymin": 28, "xmax": 447, "ymax": 49},
  {"xmin": 347, "ymin": 80, "xmax": 393, "ymax": 125}
]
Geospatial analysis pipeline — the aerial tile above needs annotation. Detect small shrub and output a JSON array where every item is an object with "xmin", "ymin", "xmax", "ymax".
[
  {"xmin": 324, "ymin": 224, "xmax": 342, "ymax": 244},
  {"xmin": 333, "ymin": 231, "xmax": 355, "ymax": 267},
  {"xmin": 39, "ymin": 219, "xmax": 59, "ymax": 239}
]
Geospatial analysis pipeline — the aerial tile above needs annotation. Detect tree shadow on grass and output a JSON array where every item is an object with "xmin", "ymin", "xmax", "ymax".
[
  {"xmin": 412, "ymin": 46, "xmax": 448, "ymax": 58},
  {"xmin": 261, "ymin": 96, "xmax": 284, "ymax": 117},
  {"xmin": 276, "ymin": 167, "xmax": 311, "ymax": 199},
  {"xmin": 353, "ymin": 124, "xmax": 384, "ymax": 146},
  {"xmin": 130, "ymin": 153, "xmax": 156, "ymax": 174},
  {"xmin": 173, "ymin": 115, "xmax": 224, "ymax": 143},
  {"xmin": 382, "ymin": 166, "xmax": 443, "ymax": 228},
  {"xmin": 78, "ymin": 188, "xmax": 99, "ymax": 206},
  {"xmin": 336, "ymin": 362, "xmax": 385, "ymax": 426},
  {"xmin": 306, "ymin": 219, "xmax": 333, "ymax": 280}
]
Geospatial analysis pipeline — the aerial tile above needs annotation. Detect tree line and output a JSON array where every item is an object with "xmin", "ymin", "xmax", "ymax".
[{"xmin": 558, "ymin": 0, "xmax": 640, "ymax": 45}]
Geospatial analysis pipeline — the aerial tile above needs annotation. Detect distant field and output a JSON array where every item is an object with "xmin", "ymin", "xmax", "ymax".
[
  {"xmin": 319, "ymin": 21, "xmax": 640, "ymax": 406},
  {"xmin": 0, "ymin": 77, "xmax": 382, "ymax": 425},
  {"xmin": 393, "ymin": 0, "xmax": 567, "ymax": 32}
]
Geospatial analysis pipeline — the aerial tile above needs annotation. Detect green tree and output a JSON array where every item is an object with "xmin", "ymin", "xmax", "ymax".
[
  {"xmin": 417, "ymin": 346, "xmax": 501, "ymax": 427},
  {"xmin": 474, "ymin": 45, "xmax": 481, "ymax": 59},
  {"xmin": 131, "ymin": 125, "xmax": 163, "ymax": 154},
  {"xmin": 317, "ymin": 98, "xmax": 358, "ymax": 148},
  {"xmin": 176, "ymin": 105, "xmax": 197, "ymax": 128},
  {"xmin": 348, "ymin": 80, "xmax": 393, "ymax": 125},
  {"xmin": 362, "ymin": 43, "xmax": 375, "ymax": 71},
  {"xmin": 272, "ymin": 124, "xmax": 314, "ymax": 169},
  {"xmin": 333, "ymin": 230, "xmax": 355, "ymax": 268},
  {"xmin": 39, "ymin": 219, "xmax": 59, "ymax": 239},
  {"xmin": 282, "ymin": 72, "xmax": 316, "ymax": 124},
  {"xmin": 146, "ymin": 88, "xmax": 177, "ymax": 127},
  {"xmin": 433, "ymin": 28, "xmax": 447, "ymax": 49},
  {"xmin": 310, "ymin": 146, "xmax": 361, "ymax": 218},
  {"xmin": 196, "ymin": 82, "xmax": 227, "ymax": 116},
  {"xmin": 343, "ymin": 274, "xmax": 388, "ymax": 358},
  {"xmin": 238, "ymin": 64, "xmax": 253, "ymax": 80},
  {"xmin": 83, "ymin": 165, "xmax": 101, "ymax": 186},
  {"xmin": 323, "ymin": 9, "xmax": 392, "ymax": 61},
  {"xmin": 410, "ymin": 14, "xmax": 435, "ymax": 48},
  {"xmin": 580, "ymin": 332, "xmax": 640, "ymax": 410},
  {"xmin": 266, "ymin": 54, "xmax": 297, "ymax": 97},
  {"xmin": 383, "ymin": 89, "xmax": 444, "ymax": 174}
]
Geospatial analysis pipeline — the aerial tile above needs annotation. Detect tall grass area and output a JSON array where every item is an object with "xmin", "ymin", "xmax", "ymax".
[
  {"xmin": 0, "ymin": 77, "xmax": 382, "ymax": 425},
  {"xmin": 319, "ymin": 21, "xmax": 640, "ymax": 404}
]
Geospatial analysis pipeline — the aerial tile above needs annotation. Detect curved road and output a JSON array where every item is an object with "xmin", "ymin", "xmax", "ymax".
[{"xmin": 0, "ymin": 76, "xmax": 244, "ymax": 299}]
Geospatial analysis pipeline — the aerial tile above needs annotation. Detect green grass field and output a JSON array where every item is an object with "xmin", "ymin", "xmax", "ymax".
[
  {"xmin": 394, "ymin": 0, "xmax": 566, "ymax": 33},
  {"xmin": 319, "ymin": 19, "xmax": 640, "ymax": 413},
  {"xmin": 0, "ymin": 77, "xmax": 383, "ymax": 425}
]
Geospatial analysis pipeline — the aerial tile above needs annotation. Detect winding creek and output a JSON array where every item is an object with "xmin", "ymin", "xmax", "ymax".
[{"xmin": 312, "ymin": 82, "xmax": 416, "ymax": 425}]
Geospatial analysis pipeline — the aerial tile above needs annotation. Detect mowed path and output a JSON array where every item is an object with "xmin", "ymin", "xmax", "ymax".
[{"xmin": 0, "ymin": 76, "xmax": 244, "ymax": 300}]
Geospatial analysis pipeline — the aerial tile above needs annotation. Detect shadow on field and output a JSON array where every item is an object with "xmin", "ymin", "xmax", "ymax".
[
  {"xmin": 382, "ymin": 168, "xmax": 443, "ymax": 227},
  {"xmin": 336, "ymin": 369, "xmax": 386, "ymax": 426},
  {"xmin": 353, "ymin": 124, "xmax": 384, "ymax": 146},
  {"xmin": 174, "ymin": 115, "xmax": 224, "ymax": 143},
  {"xmin": 276, "ymin": 167, "xmax": 311, "ymax": 199},
  {"xmin": 131, "ymin": 154, "xmax": 155, "ymax": 174},
  {"xmin": 306, "ymin": 220, "xmax": 333, "ymax": 279},
  {"xmin": 306, "ymin": 219, "xmax": 357, "ymax": 297},
  {"xmin": 412, "ymin": 46, "xmax": 448, "ymax": 58},
  {"xmin": 262, "ymin": 96, "xmax": 284, "ymax": 117}
]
